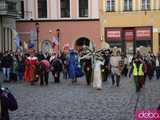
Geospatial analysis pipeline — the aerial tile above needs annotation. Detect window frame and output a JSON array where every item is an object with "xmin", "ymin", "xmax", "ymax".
[
  {"xmin": 105, "ymin": 0, "xmax": 115, "ymax": 12},
  {"xmin": 141, "ymin": 0, "xmax": 150, "ymax": 10},
  {"xmin": 38, "ymin": 0, "xmax": 47, "ymax": 18},
  {"xmin": 79, "ymin": 0, "xmax": 88, "ymax": 17},
  {"xmin": 124, "ymin": 0, "xmax": 132, "ymax": 11},
  {"xmin": 60, "ymin": 0, "xmax": 70, "ymax": 18}
]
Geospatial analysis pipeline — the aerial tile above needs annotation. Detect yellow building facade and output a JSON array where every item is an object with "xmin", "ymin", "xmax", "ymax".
[{"xmin": 100, "ymin": 0, "xmax": 160, "ymax": 55}]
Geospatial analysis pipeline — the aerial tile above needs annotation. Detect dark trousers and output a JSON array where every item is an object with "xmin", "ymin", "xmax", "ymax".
[
  {"xmin": 40, "ymin": 72, "xmax": 49, "ymax": 85},
  {"xmin": 134, "ymin": 76, "xmax": 144, "ymax": 92},
  {"xmin": 101, "ymin": 70, "xmax": 108, "ymax": 82},
  {"xmin": 156, "ymin": 67, "xmax": 160, "ymax": 79},
  {"xmin": 53, "ymin": 72, "xmax": 60, "ymax": 83},
  {"xmin": 63, "ymin": 70, "xmax": 68, "ymax": 80},
  {"xmin": 111, "ymin": 74, "xmax": 120, "ymax": 87},
  {"xmin": 122, "ymin": 65, "xmax": 128, "ymax": 77},
  {"xmin": 85, "ymin": 71, "xmax": 92, "ymax": 85}
]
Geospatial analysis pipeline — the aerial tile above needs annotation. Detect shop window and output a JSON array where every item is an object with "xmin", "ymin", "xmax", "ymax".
[
  {"xmin": 124, "ymin": 0, "xmax": 132, "ymax": 11},
  {"xmin": 106, "ymin": 0, "xmax": 115, "ymax": 12},
  {"xmin": 141, "ymin": 0, "xmax": 150, "ymax": 10},
  {"xmin": 38, "ymin": 0, "xmax": 47, "ymax": 18},
  {"xmin": 61, "ymin": 0, "xmax": 70, "ymax": 18},
  {"xmin": 79, "ymin": 0, "xmax": 88, "ymax": 17}
]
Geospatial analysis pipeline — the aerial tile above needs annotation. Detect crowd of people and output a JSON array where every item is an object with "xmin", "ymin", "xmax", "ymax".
[
  {"xmin": 0, "ymin": 49, "xmax": 160, "ymax": 92},
  {"xmin": 0, "ymin": 48, "xmax": 160, "ymax": 119}
]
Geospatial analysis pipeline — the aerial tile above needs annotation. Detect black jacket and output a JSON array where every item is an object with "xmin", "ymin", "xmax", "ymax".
[
  {"xmin": 1, "ymin": 55, "xmax": 13, "ymax": 68},
  {"xmin": 0, "ymin": 92, "xmax": 9, "ymax": 120},
  {"xmin": 51, "ymin": 58, "xmax": 62, "ymax": 73}
]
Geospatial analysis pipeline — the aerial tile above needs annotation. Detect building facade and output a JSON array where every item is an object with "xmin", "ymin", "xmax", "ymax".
[
  {"xmin": 0, "ymin": 0, "xmax": 21, "ymax": 52},
  {"xmin": 100, "ymin": 0, "xmax": 160, "ymax": 55},
  {"xmin": 16, "ymin": 0, "xmax": 100, "ymax": 53}
]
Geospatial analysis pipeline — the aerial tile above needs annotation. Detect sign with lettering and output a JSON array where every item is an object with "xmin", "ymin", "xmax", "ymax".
[
  {"xmin": 136, "ymin": 27, "xmax": 152, "ymax": 40},
  {"xmin": 105, "ymin": 28, "xmax": 122, "ymax": 41},
  {"xmin": 125, "ymin": 30, "xmax": 134, "ymax": 41}
]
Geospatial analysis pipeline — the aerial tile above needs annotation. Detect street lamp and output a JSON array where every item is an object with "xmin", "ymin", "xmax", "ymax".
[
  {"xmin": 35, "ymin": 22, "xmax": 40, "ymax": 52},
  {"xmin": 56, "ymin": 28, "xmax": 60, "ymax": 56}
]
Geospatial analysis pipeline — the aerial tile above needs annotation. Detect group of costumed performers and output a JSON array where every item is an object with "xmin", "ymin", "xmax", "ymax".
[{"xmin": 23, "ymin": 45, "xmax": 107, "ymax": 90}]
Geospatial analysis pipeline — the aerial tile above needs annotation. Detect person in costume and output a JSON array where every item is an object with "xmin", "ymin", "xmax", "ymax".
[
  {"xmin": 93, "ymin": 58, "xmax": 104, "ymax": 90},
  {"xmin": 67, "ymin": 49, "xmax": 83, "ymax": 83},
  {"xmin": 37, "ymin": 59, "xmax": 50, "ymax": 86},
  {"xmin": 24, "ymin": 50, "xmax": 39, "ymax": 85}
]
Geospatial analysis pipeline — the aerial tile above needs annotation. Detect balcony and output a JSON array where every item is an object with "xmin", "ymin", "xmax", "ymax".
[{"xmin": 0, "ymin": 0, "xmax": 20, "ymax": 17}]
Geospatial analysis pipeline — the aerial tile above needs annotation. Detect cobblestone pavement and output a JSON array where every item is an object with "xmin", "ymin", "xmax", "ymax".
[{"xmin": 0, "ymin": 72, "xmax": 160, "ymax": 120}]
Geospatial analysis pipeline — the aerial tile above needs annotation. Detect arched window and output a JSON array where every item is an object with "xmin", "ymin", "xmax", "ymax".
[
  {"xmin": 61, "ymin": 0, "xmax": 70, "ymax": 18},
  {"xmin": 38, "ymin": 0, "xmax": 47, "ymax": 18},
  {"xmin": 79, "ymin": 0, "xmax": 88, "ymax": 17}
]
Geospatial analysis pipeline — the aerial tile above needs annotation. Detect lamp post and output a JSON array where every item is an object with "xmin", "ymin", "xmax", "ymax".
[
  {"xmin": 35, "ymin": 22, "xmax": 40, "ymax": 53},
  {"xmin": 56, "ymin": 28, "xmax": 60, "ymax": 56}
]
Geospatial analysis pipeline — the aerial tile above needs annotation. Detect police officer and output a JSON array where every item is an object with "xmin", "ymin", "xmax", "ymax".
[{"xmin": 129, "ymin": 56, "xmax": 145, "ymax": 92}]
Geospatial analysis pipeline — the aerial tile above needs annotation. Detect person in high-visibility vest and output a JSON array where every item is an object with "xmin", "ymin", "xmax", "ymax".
[{"xmin": 129, "ymin": 56, "xmax": 145, "ymax": 92}]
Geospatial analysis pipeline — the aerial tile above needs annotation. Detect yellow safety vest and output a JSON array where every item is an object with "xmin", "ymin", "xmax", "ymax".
[{"xmin": 133, "ymin": 63, "xmax": 144, "ymax": 76}]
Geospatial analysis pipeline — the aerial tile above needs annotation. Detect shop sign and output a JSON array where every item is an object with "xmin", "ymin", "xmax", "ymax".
[
  {"xmin": 136, "ymin": 27, "xmax": 151, "ymax": 40},
  {"xmin": 125, "ymin": 30, "xmax": 134, "ymax": 41},
  {"xmin": 106, "ymin": 29, "xmax": 121, "ymax": 41}
]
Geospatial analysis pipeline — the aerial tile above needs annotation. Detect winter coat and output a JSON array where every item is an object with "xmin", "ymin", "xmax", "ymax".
[{"xmin": 1, "ymin": 55, "xmax": 13, "ymax": 68}]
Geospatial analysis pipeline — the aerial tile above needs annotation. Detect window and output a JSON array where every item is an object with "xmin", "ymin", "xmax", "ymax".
[
  {"xmin": 79, "ymin": 0, "xmax": 88, "ymax": 17},
  {"xmin": 106, "ymin": 0, "xmax": 115, "ymax": 12},
  {"xmin": 21, "ymin": 1, "xmax": 24, "ymax": 18},
  {"xmin": 141, "ymin": 0, "xmax": 150, "ymax": 10},
  {"xmin": 38, "ymin": 0, "xmax": 47, "ymax": 18},
  {"xmin": 124, "ymin": 0, "xmax": 132, "ymax": 11},
  {"xmin": 7, "ymin": 1, "xmax": 17, "ymax": 12},
  {"xmin": 61, "ymin": 0, "xmax": 70, "ymax": 18}
]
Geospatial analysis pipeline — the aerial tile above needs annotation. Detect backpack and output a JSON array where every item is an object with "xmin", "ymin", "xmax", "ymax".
[{"xmin": 1, "ymin": 88, "xmax": 18, "ymax": 111}]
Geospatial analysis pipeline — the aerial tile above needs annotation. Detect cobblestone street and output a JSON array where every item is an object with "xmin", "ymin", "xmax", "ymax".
[{"xmin": 1, "ymin": 73, "xmax": 160, "ymax": 120}]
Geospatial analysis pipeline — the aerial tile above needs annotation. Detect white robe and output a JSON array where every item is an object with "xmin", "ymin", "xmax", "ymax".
[{"xmin": 93, "ymin": 60, "xmax": 104, "ymax": 89}]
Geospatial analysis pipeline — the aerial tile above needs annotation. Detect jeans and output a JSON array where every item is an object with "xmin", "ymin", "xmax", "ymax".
[
  {"xmin": 18, "ymin": 72, "xmax": 23, "ymax": 80},
  {"xmin": 111, "ymin": 73, "xmax": 120, "ymax": 87},
  {"xmin": 3, "ymin": 68, "xmax": 11, "ymax": 81}
]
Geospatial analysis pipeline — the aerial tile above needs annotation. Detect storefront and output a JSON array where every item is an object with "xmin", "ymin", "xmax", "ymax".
[{"xmin": 105, "ymin": 26, "xmax": 152, "ymax": 55}]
